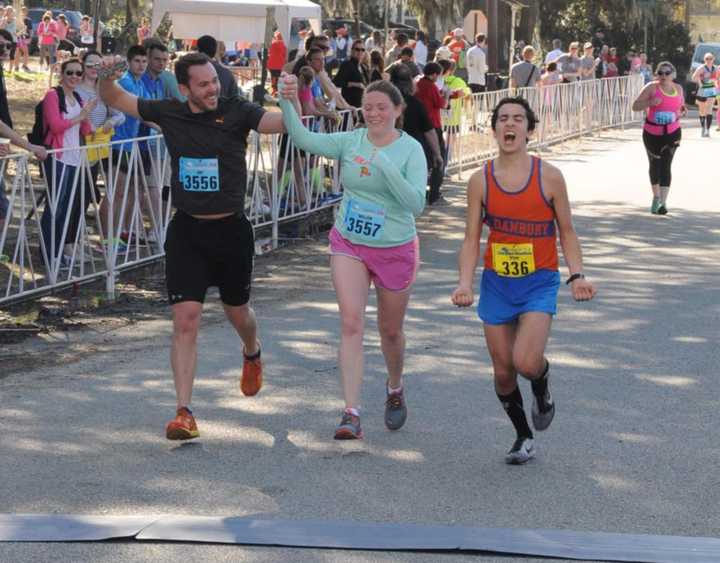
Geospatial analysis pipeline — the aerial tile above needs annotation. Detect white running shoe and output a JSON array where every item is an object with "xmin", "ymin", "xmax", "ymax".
[{"xmin": 505, "ymin": 436, "xmax": 536, "ymax": 465}]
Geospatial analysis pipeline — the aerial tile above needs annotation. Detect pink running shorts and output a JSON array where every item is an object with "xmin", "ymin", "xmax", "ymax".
[{"xmin": 329, "ymin": 227, "xmax": 419, "ymax": 291}]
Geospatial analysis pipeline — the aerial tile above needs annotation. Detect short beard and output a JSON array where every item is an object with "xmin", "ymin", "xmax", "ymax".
[{"xmin": 190, "ymin": 95, "xmax": 217, "ymax": 112}]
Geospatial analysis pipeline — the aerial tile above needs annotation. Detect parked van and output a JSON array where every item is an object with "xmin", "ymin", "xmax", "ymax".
[{"xmin": 685, "ymin": 42, "xmax": 720, "ymax": 103}]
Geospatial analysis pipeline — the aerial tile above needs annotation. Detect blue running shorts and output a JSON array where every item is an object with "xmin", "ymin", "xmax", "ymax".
[{"xmin": 478, "ymin": 269, "xmax": 561, "ymax": 325}]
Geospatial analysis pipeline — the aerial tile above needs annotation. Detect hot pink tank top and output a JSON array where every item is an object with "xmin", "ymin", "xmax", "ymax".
[{"xmin": 644, "ymin": 85, "xmax": 683, "ymax": 136}]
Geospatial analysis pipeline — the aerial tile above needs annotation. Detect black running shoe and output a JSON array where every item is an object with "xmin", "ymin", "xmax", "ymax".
[
  {"xmin": 656, "ymin": 205, "xmax": 668, "ymax": 215},
  {"xmin": 532, "ymin": 373, "xmax": 555, "ymax": 432}
]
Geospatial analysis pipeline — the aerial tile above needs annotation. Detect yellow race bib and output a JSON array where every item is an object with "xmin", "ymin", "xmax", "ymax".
[{"xmin": 492, "ymin": 243, "xmax": 536, "ymax": 277}]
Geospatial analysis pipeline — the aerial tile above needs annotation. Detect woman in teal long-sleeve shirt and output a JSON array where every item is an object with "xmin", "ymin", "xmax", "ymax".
[{"xmin": 279, "ymin": 76, "xmax": 427, "ymax": 440}]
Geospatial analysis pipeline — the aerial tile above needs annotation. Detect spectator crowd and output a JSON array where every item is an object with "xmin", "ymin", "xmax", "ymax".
[{"xmin": 0, "ymin": 12, "xmax": 674, "ymax": 264}]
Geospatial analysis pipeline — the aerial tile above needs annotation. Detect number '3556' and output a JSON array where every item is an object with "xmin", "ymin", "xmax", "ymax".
[{"xmin": 183, "ymin": 175, "xmax": 218, "ymax": 191}]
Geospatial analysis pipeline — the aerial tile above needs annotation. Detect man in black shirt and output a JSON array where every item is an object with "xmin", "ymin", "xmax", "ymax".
[
  {"xmin": 99, "ymin": 53, "xmax": 287, "ymax": 441},
  {"xmin": 197, "ymin": 35, "xmax": 239, "ymax": 99}
]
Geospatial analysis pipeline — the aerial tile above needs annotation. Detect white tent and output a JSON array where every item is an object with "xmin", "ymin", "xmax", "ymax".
[{"xmin": 152, "ymin": 0, "xmax": 321, "ymax": 47}]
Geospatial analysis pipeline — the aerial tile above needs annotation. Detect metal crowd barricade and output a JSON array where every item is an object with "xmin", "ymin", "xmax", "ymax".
[
  {"xmin": 0, "ymin": 76, "xmax": 642, "ymax": 305},
  {"xmin": 0, "ymin": 135, "xmax": 173, "ymax": 303},
  {"xmin": 443, "ymin": 75, "xmax": 644, "ymax": 178}
]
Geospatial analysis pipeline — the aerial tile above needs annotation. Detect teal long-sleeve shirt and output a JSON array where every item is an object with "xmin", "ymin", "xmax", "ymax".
[{"xmin": 279, "ymin": 98, "xmax": 427, "ymax": 247}]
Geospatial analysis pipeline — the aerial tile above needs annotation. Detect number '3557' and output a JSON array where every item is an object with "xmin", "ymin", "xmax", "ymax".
[{"xmin": 346, "ymin": 217, "xmax": 381, "ymax": 237}]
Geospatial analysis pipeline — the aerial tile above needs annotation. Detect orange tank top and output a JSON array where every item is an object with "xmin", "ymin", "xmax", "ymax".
[{"xmin": 483, "ymin": 156, "xmax": 559, "ymax": 275}]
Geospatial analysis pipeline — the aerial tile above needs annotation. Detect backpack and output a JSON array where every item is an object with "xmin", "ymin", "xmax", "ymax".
[{"xmin": 28, "ymin": 86, "xmax": 83, "ymax": 147}]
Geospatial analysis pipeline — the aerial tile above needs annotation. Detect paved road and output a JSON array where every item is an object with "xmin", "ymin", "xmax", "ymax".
[{"xmin": 1, "ymin": 119, "xmax": 719, "ymax": 563}]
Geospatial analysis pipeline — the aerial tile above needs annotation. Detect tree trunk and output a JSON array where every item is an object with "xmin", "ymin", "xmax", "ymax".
[
  {"xmin": 115, "ymin": 0, "xmax": 141, "ymax": 52},
  {"xmin": 126, "ymin": 0, "xmax": 140, "ymax": 28},
  {"xmin": 352, "ymin": 0, "xmax": 361, "ymax": 38}
]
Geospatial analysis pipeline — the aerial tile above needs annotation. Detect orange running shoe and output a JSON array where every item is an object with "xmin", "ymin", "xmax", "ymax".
[
  {"xmin": 241, "ymin": 347, "xmax": 263, "ymax": 396},
  {"xmin": 165, "ymin": 407, "xmax": 199, "ymax": 440}
]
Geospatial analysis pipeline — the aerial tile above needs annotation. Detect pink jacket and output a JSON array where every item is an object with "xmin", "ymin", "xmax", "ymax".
[
  {"xmin": 42, "ymin": 88, "xmax": 92, "ymax": 156},
  {"xmin": 38, "ymin": 21, "xmax": 57, "ymax": 45}
]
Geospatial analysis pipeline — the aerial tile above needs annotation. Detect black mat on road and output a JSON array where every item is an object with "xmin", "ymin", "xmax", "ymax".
[{"xmin": 2, "ymin": 514, "xmax": 719, "ymax": 563}]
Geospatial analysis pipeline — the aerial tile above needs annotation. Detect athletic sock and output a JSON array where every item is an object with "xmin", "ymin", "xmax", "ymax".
[
  {"xmin": 497, "ymin": 387, "xmax": 533, "ymax": 439},
  {"xmin": 530, "ymin": 360, "xmax": 550, "ymax": 398},
  {"xmin": 244, "ymin": 347, "xmax": 261, "ymax": 360},
  {"xmin": 344, "ymin": 407, "xmax": 360, "ymax": 417},
  {"xmin": 700, "ymin": 115, "xmax": 706, "ymax": 129},
  {"xmin": 660, "ymin": 186, "xmax": 670, "ymax": 205},
  {"xmin": 707, "ymin": 114, "xmax": 713, "ymax": 129}
]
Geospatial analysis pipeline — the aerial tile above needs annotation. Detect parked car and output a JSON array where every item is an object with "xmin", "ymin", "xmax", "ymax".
[
  {"xmin": 387, "ymin": 21, "xmax": 420, "ymax": 38},
  {"xmin": 26, "ymin": 8, "xmax": 84, "ymax": 54},
  {"xmin": 684, "ymin": 42, "xmax": 720, "ymax": 103},
  {"xmin": 323, "ymin": 18, "xmax": 374, "ymax": 39}
]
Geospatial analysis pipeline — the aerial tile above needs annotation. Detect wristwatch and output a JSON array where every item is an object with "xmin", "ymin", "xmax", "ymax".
[{"xmin": 566, "ymin": 273, "xmax": 585, "ymax": 285}]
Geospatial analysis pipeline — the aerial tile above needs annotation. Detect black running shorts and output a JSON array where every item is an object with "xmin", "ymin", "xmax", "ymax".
[
  {"xmin": 112, "ymin": 149, "xmax": 153, "ymax": 176},
  {"xmin": 164, "ymin": 211, "xmax": 255, "ymax": 306}
]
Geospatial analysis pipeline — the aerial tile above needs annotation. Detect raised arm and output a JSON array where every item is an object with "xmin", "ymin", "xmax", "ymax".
[
  {"xmin": 98, "ymin": 58, "xmax": 141, "ymax": 120},
  {"xmin": 43, "ymin": 89, "xmax": 95, "ymax": 135},
  {"xmin": 316, "ymin": 70, "xmax": 354, "ymax": 110},
  {"xmin": 278, "ymin": 75, "xmax": 346, "ymax": 160},
  {"xmin": 451, "ymin": 168, "xmax": 484, "ymax": 307},
  {"xmin": 255, "ymin": 112, "xmax": 285, "ymax": 134}
]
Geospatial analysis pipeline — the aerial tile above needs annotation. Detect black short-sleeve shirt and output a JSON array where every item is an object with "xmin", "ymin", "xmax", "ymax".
[
  {"xmin": 333, "ymin": 60, "xmax": 370, "ymax": 108},
  {"xmin": 138, "ymin": 97, "xmax": 265, "ymax": 215},
  {"xmin": 402, "ymin": 94, "xmax": 433, "ymax": 155}
]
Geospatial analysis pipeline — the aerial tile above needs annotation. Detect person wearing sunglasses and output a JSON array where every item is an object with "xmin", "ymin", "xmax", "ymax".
[
  {"xmin": 76, "ymin": 50, "xmax": 125, "ymax": 241},
  {"xmin": 691, "ymin": 52, "xmax": 718, "ymax": 137},
  {"xmin": 333, "ymin": 39, "xmax": 370, "ymax": 109},
  {"xmin": 39, "ymin": 57, "xmax": 97, "ymax": 268},
  {"xmin": 632, "ymin": 61, "xmax": 687, "ymax": 215}
]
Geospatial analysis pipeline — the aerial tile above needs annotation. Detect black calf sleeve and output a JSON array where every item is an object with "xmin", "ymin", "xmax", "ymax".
[{"xmin": 497, "ymin": 387, "xmax": 533, "ymax": 439}]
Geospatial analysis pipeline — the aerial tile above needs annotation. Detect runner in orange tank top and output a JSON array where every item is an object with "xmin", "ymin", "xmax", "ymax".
[{"xmin": 451, "ymin": 97, "xmax": 596, "ymax": 465}]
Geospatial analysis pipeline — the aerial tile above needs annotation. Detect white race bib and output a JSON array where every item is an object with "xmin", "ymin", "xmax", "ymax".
[{"xmin": 343, "ymin": 198, "xmax": 386, "ymax": 241}]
